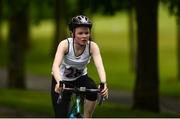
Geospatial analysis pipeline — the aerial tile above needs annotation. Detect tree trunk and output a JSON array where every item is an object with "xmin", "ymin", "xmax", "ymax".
[
  {"xmin": 132, "ymin": 0, "xmax": 160, "ymax": 112},
  {"xmin": 51, "ymin": 0, "xmax": 67, "ymax": 57},
  {"xmin": 77, "ymin": 0, "xmax": 86, "ymax": 14},
  {"xmin": 177, "ymin": 16, "xmax": 180, "ymax": 81},
  {"xmin": 8, "ymin": 1, "xmax": 29, "ymax": 89}
]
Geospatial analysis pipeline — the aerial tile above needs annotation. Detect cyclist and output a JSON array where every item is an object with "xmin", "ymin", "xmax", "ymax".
[{"xmin": 51, "ymin": 15, "xmax": 108, "ymax": 118}]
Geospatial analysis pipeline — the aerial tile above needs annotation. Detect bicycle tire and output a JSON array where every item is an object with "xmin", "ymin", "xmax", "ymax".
[{"xmin": 76, "ymin": 113, "xmax": 82, "ymax": 118}]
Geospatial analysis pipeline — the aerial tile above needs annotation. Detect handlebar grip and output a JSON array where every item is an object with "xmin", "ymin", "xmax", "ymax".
[
  {"xmin": 98, "ymin": 96, "xmax": 104, "ymax": 105},
  {"xmin": 100, "ymin": 83, "xmax": 104, "ymax": 90},
  {"xmin": 59, "ymin": 81, "xmax": 63, "ymax": 87},
  {"xmin": 57, "ymin": 93, "xmax": 62, "ymax": 104},
  {"xmin": 57, "ymin": 81, "xmax": 63, "ymax": 104}
]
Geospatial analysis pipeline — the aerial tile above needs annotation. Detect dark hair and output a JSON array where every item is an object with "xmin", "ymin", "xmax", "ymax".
[{"xmin": 68, "ymin": 15, "xmax": 92, "ymax": 32}]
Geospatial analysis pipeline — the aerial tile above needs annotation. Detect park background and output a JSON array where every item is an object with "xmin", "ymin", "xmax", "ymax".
[{"xmin": 0, "ymin": 0, "xmax": 180, "ymax": 117}]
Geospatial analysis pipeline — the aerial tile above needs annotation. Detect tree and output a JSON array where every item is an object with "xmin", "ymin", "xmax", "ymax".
[
  {"xmin": 51, "ymin": 0, "xmax": 67, "ymax": 57},
  {"xmin": 132, "ymin": 0, "xmax": 160, "ymax": 112},
  {"xmin": 7, "ymin": 0, "xmax": 30, "ymax": 89}
]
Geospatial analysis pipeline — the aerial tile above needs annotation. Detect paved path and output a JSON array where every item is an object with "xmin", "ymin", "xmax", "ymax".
[{"xmin": 0, "ymin": 69, "xmax": 180, "ymax": 116}]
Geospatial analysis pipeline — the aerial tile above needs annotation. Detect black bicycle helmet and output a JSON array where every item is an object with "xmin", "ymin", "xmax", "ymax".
[{"xmin": 68, "ymin": 15, "xmax": 92, "ymax": 32}]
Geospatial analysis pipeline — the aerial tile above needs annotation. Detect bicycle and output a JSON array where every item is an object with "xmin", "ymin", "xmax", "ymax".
[{"xmin": 57, "ymin": 82, "xmax": 105, "ymax": 118}]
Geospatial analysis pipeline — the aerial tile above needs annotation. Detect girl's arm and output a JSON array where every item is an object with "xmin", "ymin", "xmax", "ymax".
[
  {"xmin": 91, "ymin": 41, "xmax": 106, "ymax": 83},
  {"xmin": 91, "ymin": 41, "xmax": 108, "ymax": 98},
  {"xmin": 52, "ymin": 40, "xmax": 68, "ymax": 84}
]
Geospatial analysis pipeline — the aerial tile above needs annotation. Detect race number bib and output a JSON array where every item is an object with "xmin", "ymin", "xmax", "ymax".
[{"xmin": 64, "ymin": 67, "xmax": 83, "ymax": 78}]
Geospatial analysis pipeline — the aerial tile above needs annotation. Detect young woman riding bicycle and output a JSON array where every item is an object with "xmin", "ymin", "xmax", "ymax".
[{"xmin": 51, "ymin": 15, "xmax": 108, "ymax": 118}]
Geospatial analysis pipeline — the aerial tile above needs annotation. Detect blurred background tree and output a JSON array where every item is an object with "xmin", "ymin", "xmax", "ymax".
[
  {"xmin": 51, "ymin": 0, "xmax": 67, "ymax": 57},
  {"xmin": 133, "ymin": 0, "xmax": 160, "ymax": 112},
  {"xmin": 6, "ymin": 0, "xmax": 30, "ymax": 89}
]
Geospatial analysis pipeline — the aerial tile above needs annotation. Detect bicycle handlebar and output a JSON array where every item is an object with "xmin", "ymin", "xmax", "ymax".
[
  {"xmin": 62, "ymin": 87, "xmax": 100, "ymax": 93},
  {"xmin": 57, "ymin": 82, "xmax": 105, "ymax": 105}
]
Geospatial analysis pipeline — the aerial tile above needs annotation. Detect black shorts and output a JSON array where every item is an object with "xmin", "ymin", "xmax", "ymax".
[{"xmin": 51, "ymin": 74, "xmax": 98, "ymax": 117}]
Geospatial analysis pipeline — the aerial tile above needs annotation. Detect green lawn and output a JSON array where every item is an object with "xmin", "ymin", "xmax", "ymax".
[
  {"xmin": 0, "ymin": 5, "xmax": 180, "ymax": 98},
  {"xmin": 0, "ymin": 89, "xmax": 53, "ymax": 116},
  {"xmin": 0, "ymin": 89, "xmax": 177, "ymax": 117}
]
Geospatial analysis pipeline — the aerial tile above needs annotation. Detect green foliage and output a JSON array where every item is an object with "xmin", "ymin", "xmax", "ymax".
[
  {"xmin": 30, "ymin": 0, "xmax": 54, "ymax": 24},
  {"xmin": 88, "ymin": 0, "xmax": 133, "ymax": 15},
  {"xmin": 2, "ymin": 0, "xmax": 30, "ymax": 19},
  {"xmin": 0, "ymin": 0, "xmax": 135, "ymax": 26},
  {"xmin": 161, "ymin": 0, "xmax": 180, "ymax": 16}
]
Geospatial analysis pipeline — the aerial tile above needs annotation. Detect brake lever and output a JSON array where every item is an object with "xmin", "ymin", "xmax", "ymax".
[
  {"xmin": 98, "ymin": 95, "xmax": 104, "ymax": 106},
  {"xmin": 57, "ymin": 83, "xmax": 65, "ymax": 104},
  {"xmin": 57, "ymin": 93, "xmax": 62, "ymax": 104},
  {"xmin": 98, "ymin": 83, "xmax": 105, "ymax": 105}
]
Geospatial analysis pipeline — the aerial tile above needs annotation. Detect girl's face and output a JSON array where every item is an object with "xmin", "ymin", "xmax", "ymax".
[{"xmin": 73, "ymin": 26, "xmax": 90, "ymax": 46}]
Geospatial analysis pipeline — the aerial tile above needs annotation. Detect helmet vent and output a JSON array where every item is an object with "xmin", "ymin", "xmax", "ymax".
[{"xmin": 68, "ymin": 15, "xmax": 92, "ymax": 31}]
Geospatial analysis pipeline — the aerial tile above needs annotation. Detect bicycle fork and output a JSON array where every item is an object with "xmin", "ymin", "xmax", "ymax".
[
  {"xmin": 76, "ymin": 95, "xmax": 81, "ymax": 113},
  {"xmin": 69, "ymin": 95, "xmax": 82, "ymax": 118}
]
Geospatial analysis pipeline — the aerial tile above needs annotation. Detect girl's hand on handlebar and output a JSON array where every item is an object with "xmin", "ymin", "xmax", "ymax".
[
  {"xmin": 98, "ymin": 83, "xmax": 108, "ymax": 99},
  {"xmin": 55, "ymin": 81, "xmax": 63, "ymax": 93}
]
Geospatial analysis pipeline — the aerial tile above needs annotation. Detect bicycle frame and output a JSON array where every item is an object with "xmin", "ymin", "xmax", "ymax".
[
  {"xmin": 69, "ymin": 94, "xmax": 82, "ymax": 118},
  {"xmin": 68, "ymin": 87, "xmax": 95, "ymax": 118},
  {"xmin": 57, "ymin": 83, "xmax": 104, "ymax": 118}
]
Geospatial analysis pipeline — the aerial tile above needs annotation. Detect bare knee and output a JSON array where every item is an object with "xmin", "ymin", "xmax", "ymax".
[
  {"xmin": 84, "ymin": 99, "xmax": 96, "ymax": 118},
  {"xmin": 84, "ymin": 111, "xmax": 92, "ymax": 118}
]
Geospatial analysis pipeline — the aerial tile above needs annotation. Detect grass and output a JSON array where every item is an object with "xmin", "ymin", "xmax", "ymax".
[
  {"xmin": 0, "ymin": 89, "xmax": 53, "ymax": 116},
  {"xmin": 94, "ymin": 102, "xmax": 177, "ymax": 118},
  {"xmin": 0, "ymin": 88, "xmax": 178, "ymax": 118}
]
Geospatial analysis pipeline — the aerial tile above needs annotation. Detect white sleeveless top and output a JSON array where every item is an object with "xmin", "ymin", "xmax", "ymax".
[{"xmin": 60, "ymin": 38, "xmax": 91, "ymax": 81}]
